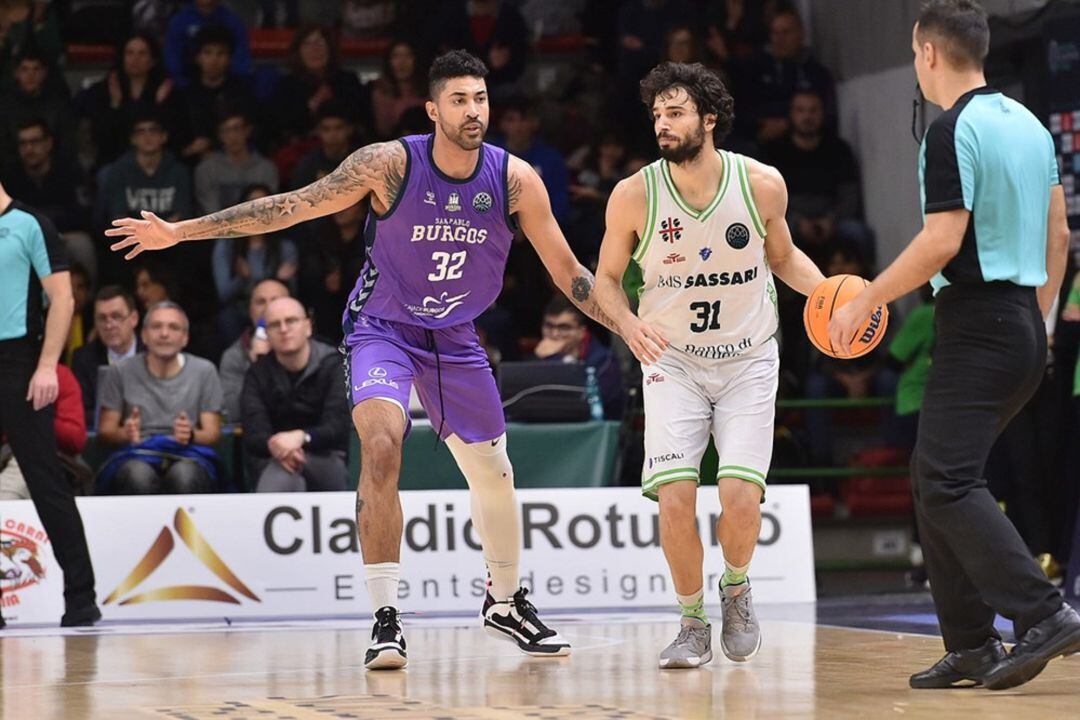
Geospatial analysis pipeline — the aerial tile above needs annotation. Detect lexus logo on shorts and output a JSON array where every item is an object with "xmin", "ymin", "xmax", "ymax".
[
  {"xmin": 726, "ymin": 222, "xmax": 750, "ymax": 249},
  {"xmin": 472, "ymin": 191, "xmax": 493, "ymax": 213},
  {"xmin": 369, "ymin": 367, "xmax": 387, "ymax": 378}
]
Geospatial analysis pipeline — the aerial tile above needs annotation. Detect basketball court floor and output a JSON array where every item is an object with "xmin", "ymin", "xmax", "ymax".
[{"xmin": 5, "ymin": 597, "xmax": 1079, "ymax": 719}]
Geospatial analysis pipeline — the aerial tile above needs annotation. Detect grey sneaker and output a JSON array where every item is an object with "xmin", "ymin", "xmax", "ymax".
[
  {"xmin": 720, "ymin": 583, "xmax": 761, "ymax": 662},
  {"xmin": 659, "ymin": 616, "xmax": 713, "ymax": 669}
]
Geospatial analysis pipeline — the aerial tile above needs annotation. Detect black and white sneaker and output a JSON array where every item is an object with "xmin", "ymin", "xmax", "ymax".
[
  {"xmin": 365, "ymin": 606, "xmax": 407, "ymax": 670},
  {"xmin": 482, "ymin": 587, "xmax": 571, "ymax": 657}
]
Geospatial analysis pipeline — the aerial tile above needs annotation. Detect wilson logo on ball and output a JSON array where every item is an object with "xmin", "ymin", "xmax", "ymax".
[{"xmin": 859, "ymin": 308, "xmax": 884, "ymax": 344}]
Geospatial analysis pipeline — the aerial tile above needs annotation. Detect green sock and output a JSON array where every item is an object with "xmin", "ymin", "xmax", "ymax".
[
  {"xmin": 676, "ymin": 588, "xmax": 707, "ymax": 622},
  {"xmin": 721, "ymin": 562, "xmax": 749, "ymax": 589}
]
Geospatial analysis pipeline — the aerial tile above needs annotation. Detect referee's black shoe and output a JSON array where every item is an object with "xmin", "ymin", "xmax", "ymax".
[
  {"xmin": 909, "ymin": 638, "xmax": 1005, "ymax": 688},
  {"xmin": 984, "ymin": 604, "xmax": 1080, "ymax": 691}
]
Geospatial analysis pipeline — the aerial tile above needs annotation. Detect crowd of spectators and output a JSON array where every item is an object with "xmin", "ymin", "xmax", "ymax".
[{"xmin": 0, "ymin": 0, "xmax": 1075, "ymax": 567}]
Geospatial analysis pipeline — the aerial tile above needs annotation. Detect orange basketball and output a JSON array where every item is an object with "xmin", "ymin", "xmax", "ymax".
[{"xmin": 803, "ymin": 274, "xmax": 889, "ymax": 359}]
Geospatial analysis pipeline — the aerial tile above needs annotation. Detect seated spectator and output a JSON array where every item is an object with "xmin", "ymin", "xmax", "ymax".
[
  {"xmin": 134, "ymin": 261, "xmax": 177, "ymax": 312},
  {"xmin": 289, "ymin": 100, "xmax": 358, "ymax": 189},
  {"xmin": 164, "ymin": 0, "xmax": 252, "ymax": 85},
  {"xmin": 273, "ymin": 26, "xmax": 366, "ymax": 144},
  {"xmin": 568, "ymin": 131, "xmax": 630, "ymax": 262},
  {"xmin": 341, "ymin": 0, "xmax": 397, "ymax": 38},
  {"xmin": 0, "ymin": 0, "xmax": 63, "ymax": 91},
  {"xmin": 65, "ymin": 264, "xmax": 93, "ymax": 366},
  {"xmin": 423, "ymin": 0, "xmax": 529, "ymax": 96},
  {"xmin": 176, "ymin": 25, "xmax": 255, "ymax": 162},
  {"xmin": 195, "ymin": 110, "xmax": 278, "ymax": 213},
  {"xmin": 3, "ymin": 116, "xmax": 97, "ymax": 283},
  {"xmin": 492, "ymin": 98, "xmax": 570, "ymax": 223},
  {"xmin": 97, "ymin": 111, "xmax": 193, "ymax": 285},
  {"xmin": 100, "ymin": 110, "xmax": 193, "ymax": 224},
  {"xmin": 299, "ymin": 201, "xmax": 365, "ymax": 342},
  {"xmin": 368, "ymin": 38, "xmax": 426, "ymax": 141},
  {"xmin": 533, "ymin": 295, "xmax": 623, "ymax": 420},
  {"xmin": 0, "ymin": 365, "xmax": 90, "ymax": 499},
  {"xmin": 96, "ymin": 301, "xmax": 224, "ymax": 494},
  {"xmin": 77, "ymin": 32, "xmax": 179, "ymax": 169},
  {"xmin": 72, "ymin": 285, "xmax": 143, "ymax": 427},
  {"xmin": 3, "ymin": 118, "xmax": 88, "ymax": 233},
  {"xmin": 765, "ymin": 90, "xmax": 871, "ymax": 266},
  {"xmin": 0, "ymin": 50, "xmax": 75, "ymax": 167},
  {"xmin": 613, "ymin": 0, "xmax": 696, "ymax": 120},
  {"xmin": 739, "ymin": 6, "xmax": 836, "ymax": 145},
  {"xmin": 241, "ymin": 297, "xmax": 349, "ymax": 492},
  {"xmin": 219, "ymin": 278, "xmax": 289, "ymax": 422},
  {"xmin": 213, "ymin": 184, "xmax": 299, "ymax": 345},
  {"xmin": 703, "ymin": 0, "xmax": 768, "ymax": 65}
]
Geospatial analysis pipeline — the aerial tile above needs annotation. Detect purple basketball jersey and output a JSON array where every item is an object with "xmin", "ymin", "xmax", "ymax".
[{"xmin": 343, "ymin": 134, "xmax": 514, "ymax": 333}]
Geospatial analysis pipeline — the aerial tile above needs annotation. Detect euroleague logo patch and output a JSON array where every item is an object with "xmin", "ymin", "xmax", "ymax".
[
  {"xmin": 725, "ymin": 222, "xmax": 750, "ymax": 249},
  {"xmin": 472, "ymin": 192, "xmax": 493, "ymax": 213}
]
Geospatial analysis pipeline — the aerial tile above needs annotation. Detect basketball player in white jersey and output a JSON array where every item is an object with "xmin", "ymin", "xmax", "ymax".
[{"xmin": 594, "ymin": 62, "xmax": 825, "ymax": 668}]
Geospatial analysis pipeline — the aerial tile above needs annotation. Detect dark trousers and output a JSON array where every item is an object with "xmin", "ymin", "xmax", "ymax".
[
  {"xmin": 0, "ymin": 338, "xmax": 97, "ymax": 611},
  {"xmin": 912, "ymin": 283, "xmax": 1062, "ymax": 651}
]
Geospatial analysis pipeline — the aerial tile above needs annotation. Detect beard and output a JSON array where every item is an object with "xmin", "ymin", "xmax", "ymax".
[
  {"xmin": 441, "ymin": 117, "xmax": 486, "ymax": 151},
  {"xmin": 657, "ymin": 123, "xmax": 706, "ymax": 164}
]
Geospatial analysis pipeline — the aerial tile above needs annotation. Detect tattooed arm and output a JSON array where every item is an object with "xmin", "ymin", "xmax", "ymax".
[
  {"xmin": 509, "ymin": 156, "xmax": 619, "ymax": 335},
  {"xmin": 106, "ymin": 141, "xmax": 406, "ymax": 259}
]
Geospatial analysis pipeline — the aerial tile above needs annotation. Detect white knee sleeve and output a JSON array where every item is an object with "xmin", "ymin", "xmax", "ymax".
[{"xmin": 445, "ymin": 433, "xmax": 520, "ymax": 599}]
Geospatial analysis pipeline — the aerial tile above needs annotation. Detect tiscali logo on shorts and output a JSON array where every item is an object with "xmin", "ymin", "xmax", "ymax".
[
  {"xmin": 645, "ymin": 372, "xmax": 665, "ymax": 385},
  {"xmin": 472, "ymin": 191, "xmax": 493, "ymax": 213},
  {"xmin": 648, "ymin": 452, "xmax": 685, "ymax": 468},
  {"xmin": 105, "ymin": 508, "xmax": 260, "ymax": 606},
  {"xmin": 726, "ymin": 222, "xmax": 750, "ymax": 249}
]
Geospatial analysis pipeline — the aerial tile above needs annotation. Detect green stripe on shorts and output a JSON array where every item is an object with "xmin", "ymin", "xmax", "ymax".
[{"xmin": 642, "ymin": 467, "xmax": 700, "ymax": 502}]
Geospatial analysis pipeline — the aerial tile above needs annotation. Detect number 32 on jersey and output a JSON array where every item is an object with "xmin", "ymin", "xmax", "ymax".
[{"xmin": 428, "ymin": 251, "xmax": 466, "ymax": 281}]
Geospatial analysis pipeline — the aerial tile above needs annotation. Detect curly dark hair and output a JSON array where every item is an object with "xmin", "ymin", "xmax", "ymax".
[
  {"xmin": 639, "ymin": 62, "xmax": 735, "ymax": 145},
  {"xmin": 428, "ymin": 49, "xmax": 488, "ymax": 98}
]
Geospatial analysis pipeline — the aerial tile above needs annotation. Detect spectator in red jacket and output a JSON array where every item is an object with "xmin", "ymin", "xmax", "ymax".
[{"xmin": 0, "ymin": 364, "xmax": 89, "ymax": 499}]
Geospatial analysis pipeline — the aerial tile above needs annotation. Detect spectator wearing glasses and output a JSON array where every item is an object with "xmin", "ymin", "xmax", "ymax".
[
  {"xmin": 71, "ymin": 286, "xmax": 144, "ymax": 427},
  {"xmin": 95, "ymin": 301, "xmax": 224, "ymax": 494},
  {"xmin": 240, "ymin": 297, "xmax": 349, "ymax": 492},
  {"xmin": 533, "ymin": 295, "xmax": 623, "ymax": 420},
  {"xmin": 219, "ymin": 277, "xmax": 289, "ymax": 422}
]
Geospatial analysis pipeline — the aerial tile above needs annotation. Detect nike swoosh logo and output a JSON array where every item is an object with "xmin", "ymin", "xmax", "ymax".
[{"xmin": 491, "ymin": 438, "xmax": 500, "ymax": 447}]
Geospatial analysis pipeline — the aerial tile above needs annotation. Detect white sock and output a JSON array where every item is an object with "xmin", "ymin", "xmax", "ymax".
[
  {"xmin": 364, "ymin": 562, "xmax": 400, "ymax": 614},
  {"xmin": 446, "ymin": 433, "xmax": 521, "ymax": 600}
]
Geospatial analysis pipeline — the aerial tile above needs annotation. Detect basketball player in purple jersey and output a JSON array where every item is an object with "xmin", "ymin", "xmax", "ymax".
[{"xmin": 107, "ymin": 51, "xmax": 617, "ymax": 669}]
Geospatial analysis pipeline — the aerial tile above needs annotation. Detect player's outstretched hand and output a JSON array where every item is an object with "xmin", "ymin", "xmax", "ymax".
[
  {"xmin": 623, "ymin": 317, "xmax": 668, "ymax": 366},
  {"xmin": 105, "ymin": 211, "xmax": 180, "ymax": 260}
]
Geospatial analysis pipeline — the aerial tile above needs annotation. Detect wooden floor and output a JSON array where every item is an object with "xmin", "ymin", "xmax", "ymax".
[{"xmin": 4, "ymin": 612, "xmax": 1080, "ymax": 719}]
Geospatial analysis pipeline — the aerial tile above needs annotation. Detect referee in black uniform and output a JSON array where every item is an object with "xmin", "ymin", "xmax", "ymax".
[
  {"xmin": 0, "ymin": 181, "xmax": 99, "ymax": 627},
  {"xmin": 830, "ymin": 0, "xmax": 1078, "ymax": 690}
]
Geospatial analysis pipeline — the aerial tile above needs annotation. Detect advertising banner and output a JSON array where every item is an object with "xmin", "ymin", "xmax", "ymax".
[{"xmin": 1, "ymin": 486, "xmax": 814, "ymax": 625}]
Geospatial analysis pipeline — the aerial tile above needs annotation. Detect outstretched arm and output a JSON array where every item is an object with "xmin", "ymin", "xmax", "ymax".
[
  {"xmin": 594, "ymin": 175, "xmax": 668, "ymax": 365},
  {"xmin": 748, "ymin": 159, "xmax": 825, "ymax": 296},
  {"xmin": 107, "ymin": 141, "xmax": 406, "ymax": 259},
  {"xmin": 511, "ymin": 156, "xmax": 618, "ymax": 334}
]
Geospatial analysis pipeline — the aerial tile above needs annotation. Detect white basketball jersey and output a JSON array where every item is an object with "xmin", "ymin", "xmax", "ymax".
[{"xmin": 632, "ymin": 150, "xmax": 778, "ymax": 360}]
